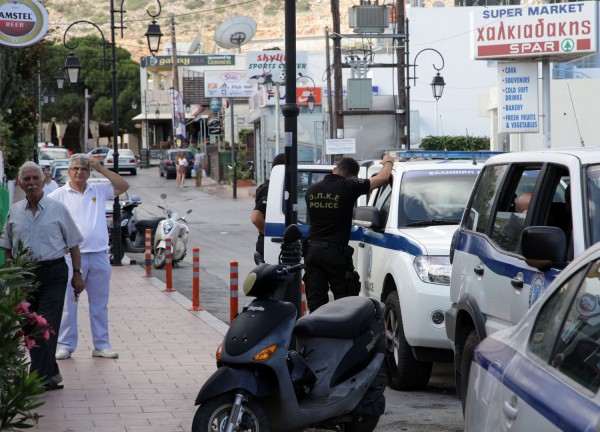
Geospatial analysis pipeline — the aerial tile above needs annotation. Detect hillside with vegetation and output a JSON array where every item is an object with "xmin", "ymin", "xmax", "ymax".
[{"xmin": 43, "ymin": 0, "xmax": 359, "ymax": 59}]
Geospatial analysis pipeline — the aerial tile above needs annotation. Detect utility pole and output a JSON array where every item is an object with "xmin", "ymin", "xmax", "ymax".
[
  {"xmin": 396, "ymin": 0, "xmax": 408, "ymax": 149},
  {"xmin": 331, "ymin": 0, "xmax": 343, "ymax": 156},
  {"xmin": 170, "ymin": 13, "xmax": 179, "ymax": 148}
]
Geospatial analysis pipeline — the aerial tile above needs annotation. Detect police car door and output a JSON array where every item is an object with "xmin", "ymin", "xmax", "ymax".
[{"xmin": 356, "ymin": 181, "xmax": 393, "ymax": 299}]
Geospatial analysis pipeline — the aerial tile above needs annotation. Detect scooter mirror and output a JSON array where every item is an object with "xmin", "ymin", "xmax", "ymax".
[
  {"xmin": 283, "ymin": 224, "xmax": 302, "ymax": 245},
  {"xmin": 160, "ymin": 193, "xmax": 167, "ymax": 200}
]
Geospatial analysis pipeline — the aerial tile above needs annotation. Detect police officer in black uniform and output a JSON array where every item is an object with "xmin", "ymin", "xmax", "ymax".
[
  {"xmin": 304, "ymin": 155, "xmax": 394, "ymax": 312},
  {"xmin": 251, "ymin": 153, "xmax": 285, "ymax": 258}
]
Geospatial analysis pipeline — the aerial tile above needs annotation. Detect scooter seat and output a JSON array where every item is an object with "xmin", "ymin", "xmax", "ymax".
[
  {"xmin": 136, "ymin": 218, "xmax": 163, "ymax": 231},
  {"xmin": 294, "ymin": 296, "xmax": 378, "ymax": 339}
]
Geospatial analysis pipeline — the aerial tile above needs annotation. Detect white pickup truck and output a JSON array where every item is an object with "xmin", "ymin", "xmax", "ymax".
[{"xmin": 263, "ymin": 152, "xmax": 495, "ymax": 390}]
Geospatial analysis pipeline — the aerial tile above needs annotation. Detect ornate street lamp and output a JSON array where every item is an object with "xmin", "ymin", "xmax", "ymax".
[
  {"xmin": 405, "ymin": 47, "xmax": 446, "ymax": 150},
  {"xmin": 55, "ymin": 68, "xmax": 66, "ymax": 89},
  {"xmin": 297, "ymin": 73, "xmax": 316, "ymax": 114},
  {"xmin": 145, "ymin": 1, "xmax": 163, "ymax": 57},
  {"xmin": 62, "ymin": 0, "xmax": 162, "ymax": 266}
]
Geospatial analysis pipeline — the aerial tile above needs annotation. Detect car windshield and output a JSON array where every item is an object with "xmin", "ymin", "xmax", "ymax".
[
  {"xmin": 40, "ymin": 149, "xmax": 69, "ymax": 160},
  {"xmin": 586, "ymin": 165, "xmax": 600, "ymax": 245},
  {"xmin": 400, "ymin": 169, "xmax": 480, "ymax": 226}
]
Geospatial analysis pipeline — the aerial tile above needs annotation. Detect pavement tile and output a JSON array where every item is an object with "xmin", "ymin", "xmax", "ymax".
[{"xmin": 31, "ymin": 262, "xmax": 225, "ymax": 430}]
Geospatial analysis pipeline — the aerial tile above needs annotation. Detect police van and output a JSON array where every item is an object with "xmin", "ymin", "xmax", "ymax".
[
  {"xmin": 263, "ymin": 151, "xmax": 497, "ymax": 391},
  {"xmin": 446, "ymin": 148, "xmax": 600, "ymax": 407}
]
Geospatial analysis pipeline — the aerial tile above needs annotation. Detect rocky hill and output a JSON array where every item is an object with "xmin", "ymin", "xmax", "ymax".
[{"xmin": 43, "ymin": 0, "xmax": 361, "ymax": 60}]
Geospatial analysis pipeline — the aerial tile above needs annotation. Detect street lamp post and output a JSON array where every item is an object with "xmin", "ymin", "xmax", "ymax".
[
  {"xmin": 62, "ymin": 0, "xmax": 162, "ymax": 266},
  {"xmin": 404, "ymin": 19, "xmax": 446, "ymax": 150}
]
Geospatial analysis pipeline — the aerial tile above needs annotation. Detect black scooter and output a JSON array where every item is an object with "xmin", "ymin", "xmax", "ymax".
[{"xmin": 192, "ymin": 225, "xmax": 386, "ymax": 432}]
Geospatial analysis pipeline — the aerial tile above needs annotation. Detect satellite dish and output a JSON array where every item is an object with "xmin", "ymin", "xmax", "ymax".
[
  {"xmin": 214, "ymin": 16, "xmax": 256, "ymax": 50},
  {"xmin": 188, "ymin": 35, "xmax": 201, "ymax": 54}
]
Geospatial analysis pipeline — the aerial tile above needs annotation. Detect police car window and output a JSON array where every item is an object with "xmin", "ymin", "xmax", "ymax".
[
  {"xmin": 374, "ymin": 184, "xmax": 392, "ymax": 229},
  {"xmin": 297, "ymin": 171, "xmax": 328, "ymax": 224},
  {"xmin": 465, "ymin": 165, "xmax": 507, "ymax": 233},
  {"xmin": 531, "ymin": 259, "xmax": 600, "ymax": 393},
  {"xmin": 490, "ymin": 167, "xmax": 541, "ymax": 254},
  {"xmin": 586, "ymin": 165, "xmax": 600, "ymax": 245},
  {"xmin": 401, "ymin": 169, "xmax": 480, "ymax": 227}
]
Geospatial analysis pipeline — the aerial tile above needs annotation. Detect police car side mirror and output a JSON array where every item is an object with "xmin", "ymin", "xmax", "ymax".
[
  {"xmin": 521, "ymin": 226, "xmax": 567, "ymax": 270},
  {"xmin": 353, "ymin": 206, "xmax": 380, "ymax": 230}
]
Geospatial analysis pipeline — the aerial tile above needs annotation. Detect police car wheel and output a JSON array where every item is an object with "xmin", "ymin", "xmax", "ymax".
[
  {"xmin": 384, "ymin": 291, "xmax": 432, "ymax": 390},
  {"xmin": 459, "ymin": 329, "xmax": 479, "ymax": 413}
]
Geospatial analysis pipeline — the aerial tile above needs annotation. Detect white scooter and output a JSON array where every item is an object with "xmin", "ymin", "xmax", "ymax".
[{"xmin": 153, "ymin": 193, "xmax": 192, "ymax": 269}]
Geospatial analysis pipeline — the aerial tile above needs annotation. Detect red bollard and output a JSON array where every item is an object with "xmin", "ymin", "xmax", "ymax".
[
  {"xmin": 165, "ymin": 238, "xmax": 174, "ymax": 292},
  {"xmin": 230, "ymin": 261, "xmax": 238, "ymax": 323},
  {"xmin": 190, "ymin": 248, "xmax": 202, "ymax": 311},
  {"xmin": 301, "ymin": 282, "xmax": 307, "ymax": 316},
  {"xmin": 145, "ymin": 229, "xmax": 152, "ymax": 277}
]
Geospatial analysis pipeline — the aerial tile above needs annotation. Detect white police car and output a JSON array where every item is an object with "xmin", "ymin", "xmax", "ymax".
[
  {"xmin": 466, "ymin": 241, "xmax": 600, "ymax": 431},
  {"xmin": 353, "ymin": 153, "xmax": 489, "ymax": 390},
  {"xmin": 447, "ymin": 148, "xmax": 600, "ymax": 408}
]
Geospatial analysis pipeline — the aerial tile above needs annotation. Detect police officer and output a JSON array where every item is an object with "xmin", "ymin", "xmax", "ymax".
[{"xmin": 304, "ymin": 155, "xmax": 394, "ymax": 311}]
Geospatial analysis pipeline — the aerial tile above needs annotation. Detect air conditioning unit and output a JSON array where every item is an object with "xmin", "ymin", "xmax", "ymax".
[{"xmin": 349, "ymin": 5, "xmax": 389, "ymax": 34}]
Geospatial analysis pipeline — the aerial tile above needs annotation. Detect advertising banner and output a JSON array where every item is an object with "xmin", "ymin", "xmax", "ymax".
[
  {"xmin": 259, "ymin": 87, "xmax": 323, "ymax": 107},
  {"xmin": 169, "ymin": 88, "xmax": 186, "ymax": 140},
  {"xmin": 246, "ymin": 51, "xmax": 308, "ymax": 83},
  {"xmin": 0, "ymin": 0, "xmax": 48, "ymax": 47},
  {"xmin": 498, "ymin": 62, "xmax": 539, "ymax": 133},
  {"xmin": 204, "ymin": 70, "xmax": 257, "ymax": 98},
  {"xmin": 472, "ymin": 1, "xmax": 598, "ymax": 61}
]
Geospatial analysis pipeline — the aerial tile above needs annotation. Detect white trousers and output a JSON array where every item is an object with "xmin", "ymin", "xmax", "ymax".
[{"xmin": 57, "ymin": 251, "xmax": 112, "ymax": 352}]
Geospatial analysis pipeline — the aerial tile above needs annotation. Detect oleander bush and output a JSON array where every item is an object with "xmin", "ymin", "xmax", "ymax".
[{"xmin": 0, "ymin": 245, "xmax": 51, "ymax": 430}]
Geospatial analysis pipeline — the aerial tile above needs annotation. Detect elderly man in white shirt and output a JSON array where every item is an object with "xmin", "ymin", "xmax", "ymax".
[
  {"xmin": 50, "ymin": 154, "xmax": 129, "ymax": 360},
  {"xmin": 1, "ymin": 161, "xmax": 84, "ymax": 390}
]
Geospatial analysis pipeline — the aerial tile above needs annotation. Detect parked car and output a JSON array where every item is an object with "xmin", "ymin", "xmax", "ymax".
[
  {"xmin": 86, "ymin": 147, "xmax": 111, "ymax": 165},
  {"xmin": 38, "ymin": 147, "xmax": 69, "ymax": 170},
  {"xmin": 50, "ymin": 159, "xmax": 70, "ymax": 178},
  {"xmin": 54, "ymin": 167, "xmax": 70, "ymax": 186},
  {"xmin": 159, "ymin": 149, "xmax": 194, "ymax": 179},
  {"xmin": 446, "ymin": 147, "xmax": 600, "ymax": 409},
  {"xmin": 104, "ymin": 149, "xmax": 138, "ymax": 175},
  {"xmin": 466, "ymin": 241, "xmax": 600, "ymax": 431}
]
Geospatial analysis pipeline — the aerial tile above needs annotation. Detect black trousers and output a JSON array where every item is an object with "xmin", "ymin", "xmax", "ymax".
[
  {"xmin": 25, "ymin": 261, "xmax": 68, "ymax": 384},
  {"xmin": 304, "ymin": 243, "xmax": 356, "ymax": 312}
]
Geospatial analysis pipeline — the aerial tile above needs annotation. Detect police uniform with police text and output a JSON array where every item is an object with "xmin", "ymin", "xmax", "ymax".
[{"xmin": 304, "ymin": 173, "xmax": 370, "ymax": 311}]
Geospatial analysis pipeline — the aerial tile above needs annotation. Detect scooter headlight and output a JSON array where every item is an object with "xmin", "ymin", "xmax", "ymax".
[
  {"xmin": 413, "ymin": 255, "xmax": 451, "ymax": 285},
  {"xmin": 120, "ymin": 218, "xmax": 129, "ymax": 227},
  {"xmin": 162, "ymin": 220, "xmax": 174, "ymax": 234}
]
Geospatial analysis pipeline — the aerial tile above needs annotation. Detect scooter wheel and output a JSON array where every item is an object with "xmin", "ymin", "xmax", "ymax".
[
  {"xmin": 153, "ymin": 248, "xmax": 166, "ymax": 269},
  {"xmin": 192, "ymin": 393, "xmax": 271, "ymax": 432}
]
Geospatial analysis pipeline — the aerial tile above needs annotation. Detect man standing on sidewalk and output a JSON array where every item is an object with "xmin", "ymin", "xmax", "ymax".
[
  {"xmin": 51, "ymin": 154, "xmax": 129, "ymax": 360},
  {"xmin": 1, "ymin": 162, "xmax": 84, "ymax": 390}
]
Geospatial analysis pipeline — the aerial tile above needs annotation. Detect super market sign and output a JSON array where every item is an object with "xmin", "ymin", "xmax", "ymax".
[
  {"xmin": 0, "ymin": 0, "xmax": 48, "ymax": 47},
  {"xmin": 471, "ymin": 1, "xmax": 598, "ymax": 61}
]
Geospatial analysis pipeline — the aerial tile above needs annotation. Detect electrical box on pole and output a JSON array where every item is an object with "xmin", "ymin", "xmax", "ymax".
[{"xmin": 349, "ymin": 5, "xmax": 389, "ymax": 34}]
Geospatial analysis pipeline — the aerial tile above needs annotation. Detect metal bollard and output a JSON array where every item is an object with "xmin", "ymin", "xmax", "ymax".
[
  {"xmin": 190, "ymin": 248, "xmax": 202, "ymax": 311},
  {"xmin": 230, "ymin": 261, "xmax": 238, "ymax": 323},
  {"xmin": 165, "ymin": 238, "xmax": 174, "ymax": 292},
  {"xmin": 145, "ymin": 229, "xmax": 152, "ymax": 277}
]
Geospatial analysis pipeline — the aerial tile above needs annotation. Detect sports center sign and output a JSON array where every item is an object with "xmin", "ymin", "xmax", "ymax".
[
  {"xmin": 0, "ymin": 0, "xmax": 48, "ymax": 47},
  {"xmin": 472, "ymin": 1, "xmax": 598, "ymax": 61}
]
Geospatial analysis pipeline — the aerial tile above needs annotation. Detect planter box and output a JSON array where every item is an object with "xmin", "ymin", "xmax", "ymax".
[{"xmin": 236, "ymin": 179, "xmax": 253, "ymax": 188}]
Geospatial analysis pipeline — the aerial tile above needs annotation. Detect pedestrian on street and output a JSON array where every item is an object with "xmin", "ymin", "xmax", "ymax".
[
  {"xmin": 176, "ymin": 152, "xmax": 188, "ymax": 188},
  {"xmin": 0, "ymin": 161, "xmax": 84, "ymax": 390},
  {"xmin": 42, "ymin": 167, "xmax": 58, "ymax": 195},
  {"xmin": 193, "ymin": 146, "xmax": 205, "ymax": 186},
  {"xmin": 251, "ymin": 153, "xmax": 285, "ymax": 259},
  {"xmin": 51, "ymin": 154, "xmax": 129, "ymax": 360},
  {"xmin": 304, "ymin": 155, "xmax": 394, "ymax": 312}
]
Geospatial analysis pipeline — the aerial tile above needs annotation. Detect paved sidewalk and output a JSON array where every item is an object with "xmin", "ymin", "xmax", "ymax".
[{"xmin": 32, "ymin": 261, "xmax": 228, "ymax": 431}]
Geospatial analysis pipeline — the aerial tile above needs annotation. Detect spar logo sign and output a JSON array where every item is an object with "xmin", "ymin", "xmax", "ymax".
[{"xmin": 0, "ymin": 0, "xmax": 48, "ymax": 47}]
